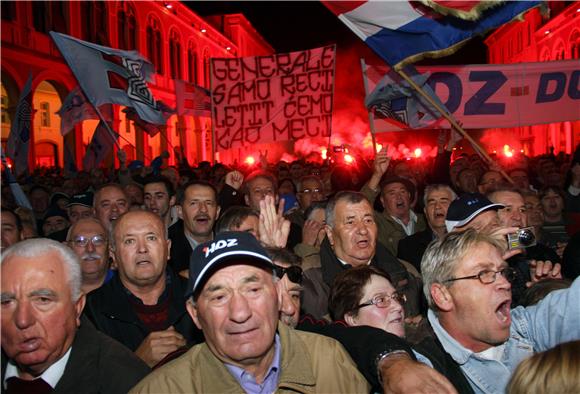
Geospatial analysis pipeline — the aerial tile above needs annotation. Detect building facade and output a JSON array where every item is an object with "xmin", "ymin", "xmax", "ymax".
[
  {"xmin": 1, "ymin": 0, "xmax": 273, "ymax": 169},
  {"xmin": 484, "ymin": 2, "xmax": 580, "ymax": 156}
]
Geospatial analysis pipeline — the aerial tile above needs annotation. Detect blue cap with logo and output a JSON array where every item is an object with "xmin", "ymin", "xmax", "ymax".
[
  {"xmin": 445, "ymin": 193, "xmax": 504, "ymax": 232},
  {"xmin": 186, "ymin": 231, "xmax": 273, "ymax": 298}
]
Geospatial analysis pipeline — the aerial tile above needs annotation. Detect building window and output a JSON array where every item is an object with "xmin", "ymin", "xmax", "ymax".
[
  {"xmin": 146, "ymin": 16, "xmax": 163, "ymax": 75},
  {"xmin": 80, "ymin": 1, "xmax": 108, "ymax": 45},
  {"xmin": 40, "ymin": 102, "xmax": 50, "ymax": 127},
  {"xmin": 169, "ymin": 29, "xmax": 182, "ymax": 79},
  {"xmin": 187, "ymin": 43, "xmax": 198, "ymax": 84},
  {"xmin": 1, "ymin": 1, "xmax": 16, "ymax": 21},
  {"xmin": 203, "ymin": 49, "xmax": 210, "ymax": 88},
  {"xmin": 1, "ymin": 94, "xmax": 9, "ymax": 124},
  {"xmin": 117, "ymin": 4, "xmax": 137, "ymax": 50}
]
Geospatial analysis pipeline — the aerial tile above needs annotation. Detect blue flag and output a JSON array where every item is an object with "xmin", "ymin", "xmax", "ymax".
[{"xmin": 6, "ymin": 74, "xmax": 33, "ymax": 176}]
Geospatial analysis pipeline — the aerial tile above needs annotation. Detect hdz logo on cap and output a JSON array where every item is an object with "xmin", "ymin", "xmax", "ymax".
[
  {"xmin": 203, "ymin": 239, "xmax": 239, "ymax": 258},
  {"xmin": 187, "ymin": 231, "xmax": 274, "ymax": 298}
]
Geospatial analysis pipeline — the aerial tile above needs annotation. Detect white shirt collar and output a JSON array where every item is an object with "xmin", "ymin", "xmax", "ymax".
[
  {"xmin": 4, "ymin": 347, "xmax": 72, "ymax": 389},
  {"xmin": 337, "ymin": 257, "xmax": 372, "ymax": 267},
  {"xmin": 391, "ymin": 210, "xmax": 418, "ymax": 236}
]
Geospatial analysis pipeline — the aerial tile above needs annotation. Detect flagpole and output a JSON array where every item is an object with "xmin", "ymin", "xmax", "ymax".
[
  {"xmin": 360, "ymin": 58, "xmax": 377, "ymax": 154},
  {"xmin": 396, "ymin": 68, "xmax": 514, "ymax": 185},
  {"xmin": 209, "ymin": 58, "xmax": 216, "ymax": 164},
  {"xmin": 327, "ymin": 45, "xmax": 337, "ymax": 158}
]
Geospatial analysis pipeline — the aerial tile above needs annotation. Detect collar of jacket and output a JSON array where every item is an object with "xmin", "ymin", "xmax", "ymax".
[
  {"xmin": 196, "ymin": 322, "xmax": 317, "ymax": 393},
  {"xmin": 319, "ymin": 237, "xmax": 407, "ymax": 287},
  {"xmin": 98, "ymin": 269, "xmax": 187, "ymax": 325}
]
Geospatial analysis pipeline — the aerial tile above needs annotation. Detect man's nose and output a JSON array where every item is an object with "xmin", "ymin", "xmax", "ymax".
[
  {"xmin": 15, "ymin": 300, "xmax": 35, "ymax": 330},
  {"xmin": 229, "ymin": 292, "xmax": 252, "ymax": 324},
  {"xmin": 279, "ymin": 289, "xmax": 297, "ymax": 320},
  {"xmin": 86, "ymin": 239, "xmax": 96, "ymax": 252}
]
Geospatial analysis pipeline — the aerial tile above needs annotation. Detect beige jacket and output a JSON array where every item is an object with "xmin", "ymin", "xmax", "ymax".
[{"xmin": 130, "ymin": 322, "xmax": 370, "ymax": 393}]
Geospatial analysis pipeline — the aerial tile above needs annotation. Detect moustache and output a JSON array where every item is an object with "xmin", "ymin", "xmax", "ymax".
[{"xmin": 81, "ymin": 252, "xmax": 102, "ymax": 261}]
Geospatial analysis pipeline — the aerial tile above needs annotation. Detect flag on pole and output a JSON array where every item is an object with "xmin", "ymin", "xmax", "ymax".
[
  {"xmin": 56, "ymin": 86, "xmax": 100, "ymax": 136},
  {"xmin": 175, "ymin": 80, "xmax": 211, "ymax": 117},
  {"xmin": 6, "ymin": 74, "xmax": 33, "ymax": 177},
  {"xmin": 50, "ymin": 31, "xmax": 165, "ymax": 124},
  {"xmin": 324, "ymin": 1, "xmax": 542, "ymax": 70},
  {"xmin": 83, "ymin": 121, "xmax": 118, "ymax": 170},
  {"xmin": 365, "ymin": 67, "xmax": 447, "ymax": 129},
  {"xmin": 122, "ymin": 101, "xmax": 174, "ymax": 137}
]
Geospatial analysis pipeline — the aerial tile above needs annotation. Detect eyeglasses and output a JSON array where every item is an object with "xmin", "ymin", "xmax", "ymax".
[
  {"xmin": 273, "ymin": 265, "xmax": 303, "ymax": 285},
  {"xmin": 70, "ymin": 235, "xmax": 106, "ymax": 248},
  {"xmin": 444, "ymin": 267, "xmax": 517, "ymax": 285},
  {"xmin": 301, "ymin": 188, "xmax": 322, "ymax": 194},
  {"xmin": 356, "ymin": 292, "xmax": 406, "ymax": 310}
]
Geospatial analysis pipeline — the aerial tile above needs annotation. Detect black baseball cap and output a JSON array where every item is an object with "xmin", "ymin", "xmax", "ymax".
[
  {"xmin": 445, "ymin": 193, "xmax": 504, "ymax": 232},
  {"xmin": 67, "ymin": 192, "xmax": 94, "ymax": 208},
  {"xmin": 186, "ymin": 231, "xmax": 274, "ymax": 298}
]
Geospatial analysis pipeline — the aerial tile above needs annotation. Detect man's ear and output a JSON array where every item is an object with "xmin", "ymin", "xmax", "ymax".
[
  {"xmin": 344, "ymin": 313, "xmax": 358, "ymax": 327},
  {"xmin": 186, "ymin": 300, "xmax": 202, "ymax": 330},
  {"xmin": 216, "ymin": 205, "xmax": 221, "ymax": 220},
  {"xmin": 379, "ymin": 195, "xmax": 386, "ymax": 210},
  {"xmin": 431, "ymin": 283, "xmax": 454, "ymax": 312},
  {"xmin": 324, "ymin": 225, "xmax": 334, "ymax": 246},
  {"xmin": 75, "ymin": 293, "xmax": 87, "ymax": 327},
  {"xmin": 169, "ymin": 195, "xmax": 176, "ymax": 208},
  {"xmin": 244, "ymin": 194, "xmax": 250, "ymax": 207},
  {"xmin": 166, "ymin": 239, "xmax": 172, "ymax": 260},
  {"xmin": 176, "ymin": 205, "xmax": 183, "ymax": 220}
]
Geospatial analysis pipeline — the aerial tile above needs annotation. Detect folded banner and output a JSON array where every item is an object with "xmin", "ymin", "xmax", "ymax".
[
  {"xmin": 210, "ymin": 45, "xmax": 335, "ymax": 151},
  {"xmin": 363, "ymin": 59, "xmax": 580, "ymax": 132},
  {"xmin": 50, "ymin": 31, "xmax": 165, "ymax": 125},
  {"xmin": 325, "ymin": 1, "xmax": 542, "ymax": 70},
  {"xmin": 6, "ymin": 74, "xmax": 33, "ymax": 177},
  {"xmin": 175, "ymin": 80, "xmax": 211, "ymax": 117},
  {"xmin": 83, "ymin": 121, "xmax": 118, "ymax": 170}
]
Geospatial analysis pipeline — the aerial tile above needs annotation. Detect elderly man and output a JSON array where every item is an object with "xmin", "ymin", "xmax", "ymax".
[
  {"xmin": 130, "ymin": 231, "xmax": 370, "ymax": 393},
  {"xmin": 243, "ymin": 170, "xmax": 278, "ymax": 211},
  {"xmin": 143, "ymin": 175, "xmax": 176, "ymax": 229},
  {"xmin": 67, "ymin": 192, "xmax": 94, "ymax": 224},
  {"xmin": 301, "ymin": 191, "xmax": 421, "ymax": 321},
  {"xmin": 420, "ymin": 229, "xmax": 580, "ymax": 394},
  {"xmin": 1, "ymin": 209, "xmax": 23, "ymax": 252},
  {"xmin": 93, "ymin": 183, "xmax": 129, "ymax": 231},
  {"xmin": 66, "ymin": 218, "xmax": 113, "ymax": 294},
  {"xmin": 1, "ymin": 238, "xmax": 149, "ymax": 393},
  {"xmin": 168, "ymin": 180, "xmax": 221, "ymax": 276},
  {"xmin": 398, "ymin": 184, "xmax": 457, "ymax": 272},
  {"xmin": 445, "ymin": 193, "xmax": 503, "ymax": 234},
  {"xmin": 362, "ymin": 149, "xmax": 426, "ymax": 256},
  {"xmin": 84, "ymin": 210, "xmax": 200, "ymax": 368}
]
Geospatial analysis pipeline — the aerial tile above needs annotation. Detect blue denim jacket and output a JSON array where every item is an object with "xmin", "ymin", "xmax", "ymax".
[{"xmin": 427, "ymin": 277, "xmax": 580, "ymax": 394}]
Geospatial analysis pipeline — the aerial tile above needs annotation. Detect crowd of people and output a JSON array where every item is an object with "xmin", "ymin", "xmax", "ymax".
[{"xmin": 1, "ymin": 131, "xmax": 579, "ymax": 394}]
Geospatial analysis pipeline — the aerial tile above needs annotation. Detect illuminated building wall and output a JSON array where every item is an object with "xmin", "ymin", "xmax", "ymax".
[
  {"xmin": 484, "ymin": 2, "xmax": 580, "ymax": 156},
  {"xmin": 0, "ymin": 1, "xmax": 273, "ymax": 169}
]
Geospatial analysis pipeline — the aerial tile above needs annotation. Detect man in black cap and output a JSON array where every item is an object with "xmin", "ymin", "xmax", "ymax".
[
  {"xmin": 131, "ymin": 231, "xmax": 370, "ymax": 393},
  {"xmin": 361, "ymin": 148, "xmax": 426, "ymax": 256},
  {"xmin": 445, "ymin": 192, "xmax": 504, "ymax": 234},
  {"xmin": 46, "ymin": 192, "xmax": 95, "ymax": 242}
]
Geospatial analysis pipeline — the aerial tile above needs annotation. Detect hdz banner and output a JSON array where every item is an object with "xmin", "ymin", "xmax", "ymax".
[
  {"xmin": 363, "ymin": 59, "xmax": 580, "ymax": 132},
  {"xmin": 211, "ymin": 46, "xmax": 335, "ymax": 151}
]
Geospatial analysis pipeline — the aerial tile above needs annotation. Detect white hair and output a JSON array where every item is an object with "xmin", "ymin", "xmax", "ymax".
[{"xmin": 1, "ymin": 238, "xmax": 82, "ymax": 301}]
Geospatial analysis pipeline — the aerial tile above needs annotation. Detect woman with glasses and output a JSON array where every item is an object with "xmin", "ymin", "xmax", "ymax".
[{"xmin": 329, "ymin": 265, "xmax": 406, "ymax": 338}]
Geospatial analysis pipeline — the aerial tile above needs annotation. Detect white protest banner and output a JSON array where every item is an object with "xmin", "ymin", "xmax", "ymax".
[
  {"xmin": 211, "ymin": 45, "xmax": 335, "ymax": 151},
  {"xmin": 363, "ymin": 59, "xmax": 580, "ymax": 132}
]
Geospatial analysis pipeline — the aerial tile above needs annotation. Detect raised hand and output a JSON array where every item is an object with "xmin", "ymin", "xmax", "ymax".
[
  {"xmin": 134, "ymin": 326, "xmax": 186, "ymax": 368},
  {"xmin": 259, "ymin": 195, "xmax": 290, "ymax": 248},
  {"xmin": 526, "ymin": 260, "xmax": 563, "ymax": 287},
  {"xmin": 302, "ymin": 219, "xmax": 324, "ymax": 247},
  {"xmin": 225, "ymin": 170, "xmax": 244, "ymax": 190}
]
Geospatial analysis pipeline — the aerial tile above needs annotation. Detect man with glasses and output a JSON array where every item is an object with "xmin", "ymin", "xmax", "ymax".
[
  {"xmin": 66, "ymin": 218, "xmax": 113, "ymax": 294},
  {"xmin": 286, "ymin": 175, "xmax": 325, "ymax": 228},
  {"xmin": 418, "ymin": 229, "xmax": 580, "ymax": 394}
]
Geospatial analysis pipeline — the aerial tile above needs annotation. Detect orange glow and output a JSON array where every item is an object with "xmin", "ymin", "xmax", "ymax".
[
  {"xmin": 321, "ymin": 148, "xmax": 327, "ymax": 160},
  {"xmin": 376, "ymin": 143, "xmax": 382, "ymax": 152},
  {"xmin": 414, "ymin": 148, "xmax": 422, "ymax": 158},
  {"xmin": 344, "ymin": 154, "xmax": 354, "ymax": 164},
  {"xmin": 245, "ymin": 156, "xmax": 255, "ymax": 165},
  {"xmin": 503, "ymin": 144, "xmax": 514, "ymax": 158}
]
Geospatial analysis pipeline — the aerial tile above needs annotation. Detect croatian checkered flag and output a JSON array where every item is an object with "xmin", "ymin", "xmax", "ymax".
[
  {"xmin": 6, "ymin": 74, "xmax": 33, "ymax": 176},
  {"xmin": 50, "ymin": 31, "xmax": 165, "ymax": 125}
]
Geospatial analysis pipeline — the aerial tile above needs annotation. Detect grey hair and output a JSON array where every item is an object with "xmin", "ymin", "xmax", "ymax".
[
  {"xmin": 422, "ymin": 184, "xmax": 457, "ymax": 207},
  {"xmin": 109, "ymin": 211, "xmax": 168, "ymax": 251},
  {"xmin": 325, "ymin": 191, "xmax": 370, "ymax": 228},
  {"xmin": 420, "ymin": 228, "xmax": 505, "ymax": 310},
  {"xmin": 1, "ymin": 238, "xmax": 82, "ymax": 301}
]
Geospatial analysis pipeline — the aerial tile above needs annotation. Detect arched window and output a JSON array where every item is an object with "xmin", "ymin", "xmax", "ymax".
[
  {"xmin": 146, "ymin": 16, "xmax": 163, "ymax": 75},
  {"xmin": 117, "ymin": 3, "xmax": 137, "ymax": 50},
  {"xmin": 80, "ymin": 1, "xmax": 108, "ymax": 45},
  {"xmin": 169, "ymin": 29, "xmax": 182, "ymax": 79},
  {"xmin": 203, "ymin": 49, "xmax": 210, "ymax": 88},
  {"xmin": 553, "ymin": 41, "xmax": 566, "ymax": 60},
  {"xmin": 187, "ymin": 42, "xmax": 198, "ymax": 84},
  {"xmin": 40, "ymin": 102, "xmax": 50, "ymax": 127},
  {"xmin": 569, "ymin": 30, "xmax": 580, "ymax": 60}
]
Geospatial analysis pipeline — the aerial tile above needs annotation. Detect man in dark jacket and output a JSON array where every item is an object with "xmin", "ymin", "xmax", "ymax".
[
  {"xmin": 1, "ymin": 238, "xmax": 149, "ymax": 394},
  {"xmin": 301, "ymin": 191, "xmax": 422, "ymax": 320},
  {"xmin": 84, "ymin": 210, "xmax": 201, "ymax": 368}
]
